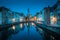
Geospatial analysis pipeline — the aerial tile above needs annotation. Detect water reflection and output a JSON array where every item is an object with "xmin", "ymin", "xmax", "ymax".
[
  {"xmin": 20, "ymin": 23, "xmax": 25, "ymax": 30},
  {"xmin": 12, "ymin": 25, "xmax": 15, "ymax": 30},
  {"xmin": 7, "ymin": 22, "xmax": 43, "ymax": 40},
  {"xmin": 31, "ymin": 22, "xmax": 36, "ymax": 27},
  {"xmin": 20, "ymin": 23, "xmax": 23, "ymax": 29}
]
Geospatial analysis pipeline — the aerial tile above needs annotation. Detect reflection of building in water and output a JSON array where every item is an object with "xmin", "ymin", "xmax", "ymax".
[
  {"xmin": 20, "ymin": 23, "xmax": 23, "ymax": 29},
  {"xmin": 12, "ymin": 25, "xmax": 15, "ymax": 30}
]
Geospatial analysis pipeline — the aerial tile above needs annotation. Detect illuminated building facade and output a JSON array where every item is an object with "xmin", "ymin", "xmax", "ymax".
[
  {"xmin": 44, "ymin": 6, "xmax": 50, "ymax": 25},
  {"xmin": 51, "ymin": 0, "xmax": 60, "ymax": 25},
  {"xmin": 44, "ymin": 0, "xmax": 60, "ymax": 25}
]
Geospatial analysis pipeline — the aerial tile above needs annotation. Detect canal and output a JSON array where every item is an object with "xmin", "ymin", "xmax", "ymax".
[{"xmin": 7, "ymin": 22, "xmax": 43, "ymax": 40}]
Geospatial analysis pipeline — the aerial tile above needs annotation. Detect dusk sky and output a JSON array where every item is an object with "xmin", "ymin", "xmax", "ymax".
[{"xmin": 0, "ymin": 0, "xmax": 57, "ymax": 16}]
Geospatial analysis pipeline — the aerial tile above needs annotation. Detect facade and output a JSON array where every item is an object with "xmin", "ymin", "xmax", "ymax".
[
  {"xmin": 51, "ymin": 0, "xmax": 60, "ymax": 25},
  {"xmin": 44, "ymin": 6, "xmax": 50, "ymax": 25},
  {"xmin": 36, "ymin": 12, "xmax": 44, "ymax": 23},
  {"xmin": 43, "ymin": 0, "xmax": 60, "ymax": 25},
  {"xmin": 0, "ymin": 7, "xmax": 10, "ymax": 24}
]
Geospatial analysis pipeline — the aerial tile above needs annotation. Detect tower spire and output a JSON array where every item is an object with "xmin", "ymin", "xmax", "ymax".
[
  {"xmin": 27, "ymin": 8, "xmax": 30, "ymax": 16},
  {"xmin": 28, "ymin": 8, "xmax": 30, "ymax": 14}
]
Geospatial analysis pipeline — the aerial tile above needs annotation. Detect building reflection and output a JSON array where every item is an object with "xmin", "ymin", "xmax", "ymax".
[{"xmin": 20, "ymin": 23, "xmax": 23, "ymax": 29}]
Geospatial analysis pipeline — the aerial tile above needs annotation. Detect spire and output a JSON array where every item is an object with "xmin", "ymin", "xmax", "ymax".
[
  {"xmin": 27, "ymin": 8, "xmax": 31, "ymax": 19},
  {"xmin": 28, "ymin": 8, "xmax": 30, "ymax": 14},
  {"xmin": 27, "ymin": 8, "xmax": 30, "ymax": 16}
]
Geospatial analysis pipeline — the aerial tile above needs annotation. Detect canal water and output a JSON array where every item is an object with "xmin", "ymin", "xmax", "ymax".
[{"xmin": 7, "ymin": 22, "xmax": 43, "ymax": 40}]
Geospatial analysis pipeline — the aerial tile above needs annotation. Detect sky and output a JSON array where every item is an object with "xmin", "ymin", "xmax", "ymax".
[{"xmin": 0, "ymin": 0, "xmax": 57, "ymax": 16}]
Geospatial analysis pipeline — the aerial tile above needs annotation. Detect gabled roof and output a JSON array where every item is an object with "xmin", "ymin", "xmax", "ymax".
[
  {"xmin": 0, "ymin": 6, "xmax": 10, "ymax": 12},
  {"xmin": 52, "ymin": 0, "xmax": 60, "ymax": 10}
]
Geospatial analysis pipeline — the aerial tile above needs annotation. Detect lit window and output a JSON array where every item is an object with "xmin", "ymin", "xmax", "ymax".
[{"xmin": 12, "ymin": 18, "xmax": 15, "ymax": 22}]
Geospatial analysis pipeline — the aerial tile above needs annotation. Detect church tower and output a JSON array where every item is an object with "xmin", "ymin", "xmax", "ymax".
[{"xmin": 27, "ymin": 8, "xmax": 31, "ymax": 21}]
